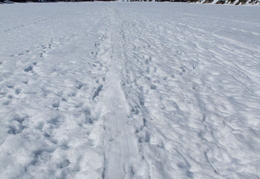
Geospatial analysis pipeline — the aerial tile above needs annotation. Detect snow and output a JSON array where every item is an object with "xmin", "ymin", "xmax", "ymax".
[{"xmin": 0, "ymin": 2, "xmax": 260, "ymax": 179}]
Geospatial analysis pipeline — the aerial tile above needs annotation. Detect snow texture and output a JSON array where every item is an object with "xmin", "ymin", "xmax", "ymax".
[{"xmin": 0, "ymin": 2, "xmax": 260, "ymax": 179}]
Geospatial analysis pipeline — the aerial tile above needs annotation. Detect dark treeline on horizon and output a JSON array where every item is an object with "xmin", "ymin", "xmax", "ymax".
[
  {"xmin": 0, "ymin": 0, "xmax": 117, "ymax": 2},
  {"xmin": 0, "ymin": 0, "xmax": 207, "ymax": 2},
  {"xmin": 0, "ymin": 0, "xmax": 188, "ymax": 2},
  {"xmin": 0, "ymin": 0, "xmax": 258, "ymax": 4}
]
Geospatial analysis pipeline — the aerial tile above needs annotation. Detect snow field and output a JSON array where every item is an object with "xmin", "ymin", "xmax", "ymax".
[{"xmin": 0, "ymin": 2, "xmax": 260, "ymax": 179}]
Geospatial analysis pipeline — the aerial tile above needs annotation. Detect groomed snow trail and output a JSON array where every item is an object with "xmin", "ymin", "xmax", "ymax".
[
  {"xmin": 94, "ymin": 9, "xmax": 140, "ymax": 179},
  {"xmin": 0, "ymin": 2, "xmax": 260, "ymax": 179}
]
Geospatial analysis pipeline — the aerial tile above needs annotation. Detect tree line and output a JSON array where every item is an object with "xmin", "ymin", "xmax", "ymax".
[
  {"xmin": 1, "ymin": 0, "xmax": 258, "ymax": 4},
  {"xmin": 1, "ymin": 0, "xmax": 117, "ymax": 2}
]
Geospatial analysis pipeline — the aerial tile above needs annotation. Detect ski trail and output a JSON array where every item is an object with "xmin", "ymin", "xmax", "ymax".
[{"xmin": 95, "ymin": 8, "xmax": 140, "ymax": 179}]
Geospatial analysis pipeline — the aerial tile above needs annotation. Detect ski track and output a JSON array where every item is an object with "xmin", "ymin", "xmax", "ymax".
[{"xmin": 0, "ymin": 2, "xmax": 260, "ymax": 179}]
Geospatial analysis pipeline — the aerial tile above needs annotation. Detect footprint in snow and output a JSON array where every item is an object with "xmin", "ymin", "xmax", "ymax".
[{"xmin": 24, "ymin": 65, "xmax": 33, "ymax": 72}]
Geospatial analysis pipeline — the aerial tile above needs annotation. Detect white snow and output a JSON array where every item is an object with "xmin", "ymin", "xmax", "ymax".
[{"xmin": 0, "ymin": 2, "xmax": 260, "ymax": 179}]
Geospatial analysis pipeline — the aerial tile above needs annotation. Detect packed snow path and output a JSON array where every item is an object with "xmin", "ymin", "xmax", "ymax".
[{"xmin": 1, "ymin": 2, "xmax": 260, "ymax": 179}]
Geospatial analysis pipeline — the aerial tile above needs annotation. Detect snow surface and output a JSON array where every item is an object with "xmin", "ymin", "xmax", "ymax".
[{"xmin": 0, "ymin": 2, "xmax": 260, "ymax": 179}]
